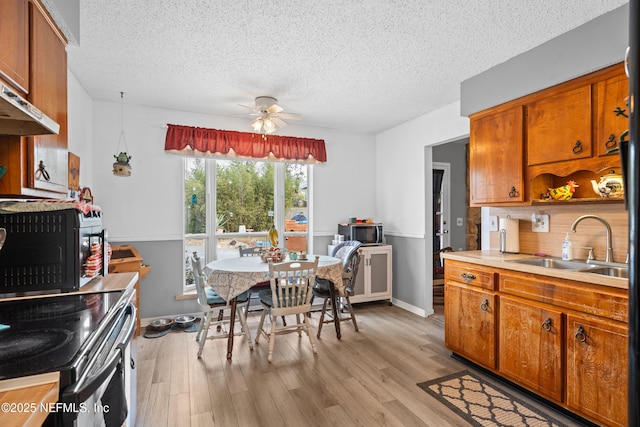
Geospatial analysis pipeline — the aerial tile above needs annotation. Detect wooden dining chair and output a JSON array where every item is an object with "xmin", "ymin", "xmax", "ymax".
[
  {"xmin": 312, "ymin": 241, "xmax": 362, "ymax": 339},
  {"xmin": 191, "ymin": 253, "xmax": 253, "ymax": 358},
  {"xmin": 255, "ymin": 257, "xmax": 319, "ymax": 362}
]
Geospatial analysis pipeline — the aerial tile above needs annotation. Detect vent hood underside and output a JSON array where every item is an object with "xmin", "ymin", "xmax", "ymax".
[{"xmin": 0, "ymin": 85, "xmax": 60, "ymax": 136}]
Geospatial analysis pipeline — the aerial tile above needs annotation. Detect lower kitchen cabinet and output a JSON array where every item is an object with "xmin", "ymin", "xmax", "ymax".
[
  {"xmin": 444, "ymin": 282, "xmax": 497, "ymax": 369},
  {"xmin": 566, "ymin": 313, "xmax": 628, "ymax": 427},
  {"xmin": 443, "ymin": 258, "xmax": 629, "ymax": 426},
  {"xmin": 499, "ymin": 296, "xmax": 563, "ymax": 402},
  {"xmin": 350, "ymin": 244, "xmax": 392, "ymax": 304}
]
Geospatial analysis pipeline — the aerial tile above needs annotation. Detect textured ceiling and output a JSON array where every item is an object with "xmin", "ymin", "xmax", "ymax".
[{"xmin": 66, "ymin": 1, "xmax": 628, "ymax": 134}]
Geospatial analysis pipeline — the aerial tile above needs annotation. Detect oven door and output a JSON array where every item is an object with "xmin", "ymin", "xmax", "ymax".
[{"xmin": 55, "ymin": 302, "xmax": 136, "ymax": 427}]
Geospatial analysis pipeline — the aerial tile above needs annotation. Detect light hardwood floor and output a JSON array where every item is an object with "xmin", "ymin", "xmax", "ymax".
[{"xmin": 134, "ymin": 303, "xmax": 586, "ymax": 427}]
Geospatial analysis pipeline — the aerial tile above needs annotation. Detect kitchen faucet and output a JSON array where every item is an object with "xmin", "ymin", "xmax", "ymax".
[{"xmin": 569, "ymin": 215, "xmax": 614, "ymax": 263}]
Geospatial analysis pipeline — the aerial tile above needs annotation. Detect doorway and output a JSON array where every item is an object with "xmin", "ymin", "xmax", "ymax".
[{"xmin": 432, "ymin": 162, "xmax": 450, "ymax": 306}]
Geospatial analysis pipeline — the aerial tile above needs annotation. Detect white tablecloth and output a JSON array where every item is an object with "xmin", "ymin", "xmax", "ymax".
[{"xmin": 204, "ymin": 255, "xmax": 343, "ymax": 301}]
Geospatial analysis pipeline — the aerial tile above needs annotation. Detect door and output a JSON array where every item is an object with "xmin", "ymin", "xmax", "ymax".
[{"xmin": 433, "ymin": 162, "xmax": 450, "ymax": 252}]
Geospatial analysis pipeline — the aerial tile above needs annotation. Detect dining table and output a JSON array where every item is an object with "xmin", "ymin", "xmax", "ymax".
[{"xmin": 204, "ymin": 254, "xmax": 344, "ymax": 359}]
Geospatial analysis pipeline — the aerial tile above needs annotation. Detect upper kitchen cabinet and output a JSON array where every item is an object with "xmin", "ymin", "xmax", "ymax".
[
  {"xmin": 0, "ymin": 0, "xmax": 68, "ymax": 198},
  {"xmin": 469, "ymin": 106, "xmax": 525, "ymax": 206},
  {"xmin": 527, "ymin": 84, "xmax": 592, "ymax": 166},
  {"xmin": 595, "ymin": 71, "xmax": 629, "ymax": 157},
  {"xmin": 0, "ymin": 0, "xmax": 29, "ymax": 94}
]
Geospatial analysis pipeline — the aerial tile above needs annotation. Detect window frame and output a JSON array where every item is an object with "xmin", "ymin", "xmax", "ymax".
[{"xmin": 183, "ymin": 158, "xmax": 311, "ymax": 291}]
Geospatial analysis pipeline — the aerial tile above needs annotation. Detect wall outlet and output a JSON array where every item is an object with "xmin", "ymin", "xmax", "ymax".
[
  {"xmin": 532, "ymin": 213, "xmax": 550, "ymax": 233},
  {"xmin": 489, "ymin": 216, "xmax": 498, "ymax": 231}
]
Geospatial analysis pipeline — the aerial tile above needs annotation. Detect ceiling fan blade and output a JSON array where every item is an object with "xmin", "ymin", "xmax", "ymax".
[
  {"xmin": 238, "ymin": 103, "xmax": 257, "ymax": 112},
  {"xmin": 277, "ymin": 112, "xmax": 301, "ymax": 120},
  {"xmin": 267, "ymin": 103, "xmax": 283, "ymax": 114},
  {"xmin": 271, "ymin": 117, "xmax": 288, "ymax": 128}
]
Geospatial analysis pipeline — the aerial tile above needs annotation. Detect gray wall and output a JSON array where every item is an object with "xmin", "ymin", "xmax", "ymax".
[
  {"xmin": 433, "ymin": 139, "xmax": 468, "ymax": 251},
  {"xmin": 461, "ymin": 4, "xmax": 629, "ymax": 117}
]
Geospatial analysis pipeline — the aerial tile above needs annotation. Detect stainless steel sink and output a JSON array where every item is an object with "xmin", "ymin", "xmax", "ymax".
[
  {"xmin": 508, "ymin": 257, "xmax": 598, "ymax": 270},
  {"xmin": 580, "ymin": 266, "xmax": 629, "ymax": 279}
]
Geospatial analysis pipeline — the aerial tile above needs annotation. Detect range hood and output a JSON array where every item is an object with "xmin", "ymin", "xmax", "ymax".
[{"xmin": 0, "ymin": 84, "xmax": 60, "ymax": 136}]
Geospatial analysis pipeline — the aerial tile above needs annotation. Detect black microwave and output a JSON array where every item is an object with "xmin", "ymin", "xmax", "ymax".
[
  {"xmin": 338, "ymin": 223, "xmax": 384, "ymax": 246},
  {"xmin": 0, "ymin": 206, "xmax": 108, "ymax": 294}
]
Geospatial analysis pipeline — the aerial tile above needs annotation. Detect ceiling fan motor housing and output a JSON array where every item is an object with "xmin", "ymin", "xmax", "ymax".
[{"xmin": 255, "ymin": 96, "xmax": 278, "ymax": 111}]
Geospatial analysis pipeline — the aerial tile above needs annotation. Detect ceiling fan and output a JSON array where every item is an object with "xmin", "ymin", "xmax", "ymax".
[{"xmin": 239, "ymin": 96, "xmax": 301, "ymax": 134}]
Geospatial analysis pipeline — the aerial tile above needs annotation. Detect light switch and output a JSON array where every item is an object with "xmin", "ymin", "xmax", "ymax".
[
  {"xmin": 456, "ymin": 218, "xmax": 463, "ymax": 226},
  {"xmin": 489, "ymin": 216, "xmax": 498, "ymax": 231},
  {"xmin": 531, "ymin": 214, "xmax": 549, "ymax": 233}
]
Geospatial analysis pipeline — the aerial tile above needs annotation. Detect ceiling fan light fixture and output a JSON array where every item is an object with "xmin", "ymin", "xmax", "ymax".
[
  {"xmin": 251, "ymin": 118, "xmax": 263, "ymax": 132},
  {"xmin": 263, "ymin": 118, "xmax": 276, "ymax": 133}
]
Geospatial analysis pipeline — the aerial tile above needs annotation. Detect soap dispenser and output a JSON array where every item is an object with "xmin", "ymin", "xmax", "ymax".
[{"xmin": 562, "ymin": 232, "xmax": 574, "ymax": 260}]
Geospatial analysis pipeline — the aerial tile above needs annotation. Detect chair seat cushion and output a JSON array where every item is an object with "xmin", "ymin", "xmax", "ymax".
[
  {"xmin": 205, "ymin": 288, "xmax": 226, "ymax": 305},
  {"xmin": 259, "ymin": 289, "xmax": 302, "ymax": 308}
]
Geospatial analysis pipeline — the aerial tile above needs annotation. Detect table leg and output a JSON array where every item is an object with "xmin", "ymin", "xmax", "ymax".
[
  {"xmin": 330, "ymin": 286, "xmax": 341, "ymax": 340},
  {"xmin": 226, "ymin": 297, "xmax": 237, "ymax": 360}
]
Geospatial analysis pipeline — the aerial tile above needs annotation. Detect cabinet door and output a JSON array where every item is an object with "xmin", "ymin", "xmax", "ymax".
[
  {"xmin": 0, "ymin": 0, "xmax": 29, "ymax": 93},
  {"xmin": 28, "ymin": 2, "xmax": 67, "ymax": 194},
  {"xmin": 527, "ymin": 85, "xmax": 592, "ymax": 165},
  {"xmin": 444, "ymin": 282, "xmax": 497, "ymax": 369},
  {"xmin": 595, "ymin": 72, "xmax": 629, "ymax": 157},
  {"xmin": 369, "ymin": 250, "xmax": 389, "ymax": 295},
  {"xmin": 470, "ymin": 106, "xmax": 524, "ymax": 205},
  {"xmin": 566, "ymin": 314, "xmax": 628, "ymax": 427},
  {"xmin": 499, "ymin": 296, "xmax": 563, "ymax": 402}
]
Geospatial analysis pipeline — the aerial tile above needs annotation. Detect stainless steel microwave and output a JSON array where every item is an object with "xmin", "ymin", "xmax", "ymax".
[{"xmin": 338, "ymin": 223, "xmax": 384, "ymax": 246}]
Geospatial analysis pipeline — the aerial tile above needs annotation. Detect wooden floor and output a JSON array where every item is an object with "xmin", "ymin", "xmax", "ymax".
[{"xmin": 134, "ymin": 302, "xmax": 586, "ymax": 427}]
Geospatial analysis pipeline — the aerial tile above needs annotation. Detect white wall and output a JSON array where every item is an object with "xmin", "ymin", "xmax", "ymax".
[
  {"xmin": 84, "ymin": 100, "xmax": 375, "ymax": 242},
  {"xmin": 67, "ymin": 71, "xmax": 93, "ymax": 189}
]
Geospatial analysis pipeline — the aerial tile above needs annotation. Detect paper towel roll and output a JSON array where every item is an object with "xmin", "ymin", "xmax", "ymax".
[{"xmin": 499, "ymin": 217, "xmax": 520, "ymax": 253}]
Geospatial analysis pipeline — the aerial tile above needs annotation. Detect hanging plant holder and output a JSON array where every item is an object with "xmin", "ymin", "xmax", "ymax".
[{"xmin": 113, "ymin": 91, "xmax": 133, "ymax": 177}]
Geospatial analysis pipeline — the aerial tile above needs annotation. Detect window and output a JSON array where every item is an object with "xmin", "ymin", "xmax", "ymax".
[{"xmin": 183, "ymin": 158, "xmax": 310, "ymax": 289}]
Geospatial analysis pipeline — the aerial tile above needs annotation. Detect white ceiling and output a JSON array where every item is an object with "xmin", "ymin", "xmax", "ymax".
[{"xmin": 65, "ymin": 1, "xmax": 627, "ymax": 135}]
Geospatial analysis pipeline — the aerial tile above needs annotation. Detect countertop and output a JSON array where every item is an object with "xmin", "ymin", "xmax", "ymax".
[
  {"xmin": 0, "ymin": 272, "xmax": 139, "ymax": 302},
  {"xmin": 441, "ymin": 250, "xmax": 628, "ymax": 290}
]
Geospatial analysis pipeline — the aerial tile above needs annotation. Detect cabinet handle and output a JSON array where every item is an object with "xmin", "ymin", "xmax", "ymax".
[
  {"xmin": 605, "ymin": 134, "xmax": 617, "ymax": 149},
  {"xmin": 480, "ymin": 299, "xmax": 489, "ymax": 312},
  {"xmin": 574, "ymin": 326, "xmax": 587, "ymax": 342},
  {"xmin": 572, "ymin": 140, "xmax": 583, "ymax": 154},
  {"xmin": 541, "ymin": 318, "xmax": 552, "ymax": 332},
  {"xmin": 460, "ymin": 272, "xmax": 476, "ymax": 282},
  {"xmin": 508, "ymin": 186, "xmax": 517, "ymax": 198},
  {"xmin": 37, "ymin": 161, "xmax": 51, "ymax": 181}
]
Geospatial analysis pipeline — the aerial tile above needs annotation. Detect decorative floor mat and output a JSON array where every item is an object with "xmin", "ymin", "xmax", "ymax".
[{"xmin": 418, "ymin": 370, "xmax": 570, "ymax": 427}]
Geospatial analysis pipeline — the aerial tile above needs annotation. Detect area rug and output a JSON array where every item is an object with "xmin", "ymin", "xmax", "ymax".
[{"xmin": 417, "ymin": 371, "xmax": 569, "ymax": 427}]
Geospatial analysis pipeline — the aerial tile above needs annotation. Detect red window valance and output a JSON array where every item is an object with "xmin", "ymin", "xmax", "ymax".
[{"xmin": 164, "ymin": 124, "xmax": 326, "ymax": 164}]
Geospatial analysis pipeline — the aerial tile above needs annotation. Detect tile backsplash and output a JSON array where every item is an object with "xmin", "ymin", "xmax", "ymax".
[{"xmin": 489, "ymin": 203, "xmax": 628, "ymax": 262}]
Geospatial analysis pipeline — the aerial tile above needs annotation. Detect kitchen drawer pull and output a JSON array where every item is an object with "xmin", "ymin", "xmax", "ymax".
[
  {"xmin": 605, "ymin": 134, "xmax": 617, "ymax": 149},
  {"xmin": 480, "ymin": 299, "xmax": 489, "ymax": 312},
  {"xmin": 541, "ymin": 318, "xmax": 552, "ymax": 332},
  {"xmin": 460, "ymin": 272, "xmax": 476, "ymax": 281},
  {"xmin": 572, "ymin": 140, "xmax": 583, "ymax": 154},
  {"xmin": 575, "ymin": 326, "xmax": 587, "ymax": 342}
]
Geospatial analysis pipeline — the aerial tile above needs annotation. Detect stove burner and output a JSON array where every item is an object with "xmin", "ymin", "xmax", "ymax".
[
  {"xmin": 0, "ymin": 329, "xmax": 74, "ymax": 366},
  {"xmin": 0, "ymin": 295, "xmax": 99, "ymax": 322}
]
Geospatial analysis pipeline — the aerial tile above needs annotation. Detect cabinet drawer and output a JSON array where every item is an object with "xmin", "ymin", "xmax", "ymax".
[
  {"xmin": 499, "ymin": 272, "xmax": 628, "ymax": 323},
  {"xmin": 444, "ymin": 260, "xmax": 496, "ymax": 290}
]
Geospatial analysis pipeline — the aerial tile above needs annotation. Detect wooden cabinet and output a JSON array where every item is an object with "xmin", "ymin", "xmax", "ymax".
[
  {"xmin": 444, "ymin": 259, "xmax": 629, "ymax": 426},
  {"xmin": 527, "ymin": 85, "xmax": 592, "ymax": 165},
  {"xmin": 499, "ymin": 295, "xmax": 563, "ymax": 402},
  {"xmin": 0, "ymin": 0, "xmax": 29, "ymax": 94},
  {"xmin": 0, "ymin": 1, "xmax": 68, "ymax": 198},
  {"xmin": 469, "ymin": 106, "xmax": 525, "ymax": 205},
  {"xmin": 595, "ymin": 72, "xmax": 629, "ymax": 157},
  {"xmin": 469, "ymin": 63, "xmax": 626, "ymax": 206},
  {"xmin": 444, "ymin": 261, "xmax": 497, "ymax": 369},
  {"xmin": 350, "ymin": 245, "xmax": 392, "ymax": 304},
  {"xmin": 566, "ymin": 313, "xmax": 628, "ymax": 427}
]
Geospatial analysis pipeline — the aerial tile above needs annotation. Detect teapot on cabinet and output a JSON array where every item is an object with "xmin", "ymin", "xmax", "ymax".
[{"xmin": 591, "ymin": 171, "xmax": 624, "ymax": 198}]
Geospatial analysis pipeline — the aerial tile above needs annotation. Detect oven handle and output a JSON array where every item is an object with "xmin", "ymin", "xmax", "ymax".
[{"xmin": 61, "ymin": 303, "xmax": 136, "ymax": 405}]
